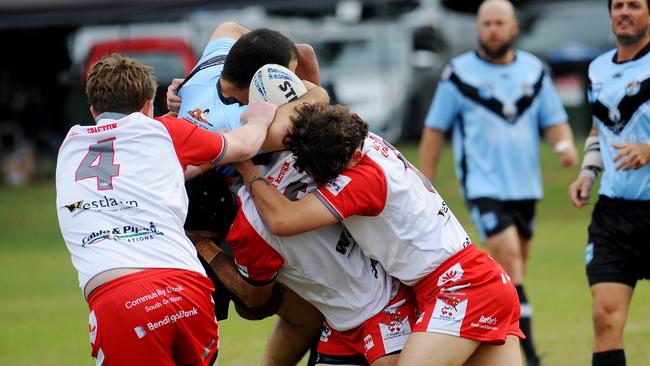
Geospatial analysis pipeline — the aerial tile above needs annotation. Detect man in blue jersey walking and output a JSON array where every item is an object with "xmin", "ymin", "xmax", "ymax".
[
  {"xmin": 418, "ymin": 1, "xmax": 578, "ymax": 365},
  {"xmin": 568, "ymin": 1, "xmax": 650, "ymax": 365}
]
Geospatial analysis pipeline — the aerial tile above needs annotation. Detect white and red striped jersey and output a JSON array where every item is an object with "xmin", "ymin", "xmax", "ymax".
[
  {"xmin": 56, "ymin": 112, "xmax": 227, "ymax": 292},
  {"xmin": 315, "ymin": 133, "xmax": 472, "ymax": 286},
  {"xmin": 226, "ymin": 151, "xmax": 394, "ymax": 331}
]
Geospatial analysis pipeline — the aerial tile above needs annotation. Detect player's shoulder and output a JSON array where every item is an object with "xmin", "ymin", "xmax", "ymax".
[
  {"xmin": 589, "ymin": 48, "xmax": 617, "ymax": 70},
  {"xmin": 514, "ymin": 50, "xmax": 543, "ymax": 65},
  {"xmin": 449, "ymin": 51, "xmax": 480, "ymax": 69}
]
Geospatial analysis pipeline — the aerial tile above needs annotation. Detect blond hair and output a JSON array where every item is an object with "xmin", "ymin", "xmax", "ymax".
[{"xmin": 85, "ymin": 54, "xmax": 157, "ymax": 115}]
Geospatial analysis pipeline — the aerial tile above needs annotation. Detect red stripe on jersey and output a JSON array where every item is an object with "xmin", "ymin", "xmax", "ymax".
[
  {"xmin": 226, "ymin": 208, "xmax": 284, "ymax": 284},
  {"xmin": 155, "ymin": 115, "xmax": 226, "ymax": 170},
  {"xmin": 316, "ymin": 155, "xmax": 387, "ymax": 219}
]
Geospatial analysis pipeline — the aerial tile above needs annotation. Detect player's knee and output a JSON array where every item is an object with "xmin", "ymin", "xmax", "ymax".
[{"xmin": 592, "ymin": 302, "xmax": 624, "ymax": 336}]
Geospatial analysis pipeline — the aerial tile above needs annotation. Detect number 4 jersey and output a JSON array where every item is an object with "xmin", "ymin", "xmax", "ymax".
[{"xmin": 56, "ymin": 112, "xmax": 226, "ymax": 292}]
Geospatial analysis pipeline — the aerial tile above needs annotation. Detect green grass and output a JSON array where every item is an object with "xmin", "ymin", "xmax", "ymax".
[{"xmin": 0, "ymin": 144, "xmax": 648, "ymax": 365}]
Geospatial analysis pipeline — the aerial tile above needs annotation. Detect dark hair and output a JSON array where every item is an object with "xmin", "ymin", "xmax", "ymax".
[
  {"xmin": 283, "ymin": 103, "xmax": 369, "ymax": 186},
  {"xmin": 221, "ymin": 28, "xmax": 299, "ymax": 90},
  {"xmin": 608, "ymin": 0, "xmax": 649, "ymax": 12},
  {"xmin": 86, "ymin": 54, "xmax": 157, "ymax": 115}
]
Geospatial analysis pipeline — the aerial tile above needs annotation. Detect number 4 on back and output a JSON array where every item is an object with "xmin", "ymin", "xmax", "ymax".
[{"xmin": 75, "ymin": 138, "xmax": 120, "ymax": 190}]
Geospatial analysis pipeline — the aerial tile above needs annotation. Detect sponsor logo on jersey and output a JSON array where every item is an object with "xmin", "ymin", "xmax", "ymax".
[
  {"xmin": 64, "ymin": 196, "xmax": 139, "ymax": 216},
  {"xmin": 626, "ymin": 80, "xmax": 641, "ymax": 96},
  {"xmin": 325, "ymin": 175, "xmax": 352, "ymax": 196},
  {"xmin": 81, "ymin": 222, "xmax": 164, "ymax": 247},
  {"xmin": 363, "ymin": 334, "xmax": 375, "ymax": 352},
  {"xmin": 437, "ymin": 263, "xmax": 464, "ymax": 287},
  {"xmin": 186, "ymin": 108, "xmax": 213, "ymax": 127}
]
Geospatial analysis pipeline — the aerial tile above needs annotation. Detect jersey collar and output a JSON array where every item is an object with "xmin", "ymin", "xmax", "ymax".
[{"xmin": 612, "ymin": 40, "xmax": 650, "ymax": 64}]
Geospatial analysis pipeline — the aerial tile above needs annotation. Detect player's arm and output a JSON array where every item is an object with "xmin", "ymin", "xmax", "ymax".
[
  {"xmin": 568, "ymin": 124, "xmax": 600, "ymax": 208},
  {"xmin": 208, "ymin": 21, "xmax": 249, "ymax": 42},
  {"xmin": 261, "ymin": 84, "xmax": 330, "ymax": 152},
  {"xmin": 194, "ymin": 238, "xmax": 276, "ymax": 308},
  {"xmin": 612, "ymin": 141, "xmax": 650, "ymax": 171},
  {"xmin": 418, "ymin": 127, "xmax": 446, "ymax": 184},
  {"xmin": 544, "ymin": 122, "xmax": 578, "ymax": 167},
  {"xmin": 219, "ymin": 101, "xmax": 277, "ymax": 164},
  {"xmin": 234, "ymin": 160, "xmax": 337, "ymax": 236},
  {"xmin": 295, "ymin": 43, "xmax": 321, "ymax": 86}
]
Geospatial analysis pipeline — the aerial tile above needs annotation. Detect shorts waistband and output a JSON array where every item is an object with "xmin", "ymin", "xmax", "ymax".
[
  {"xmin": 87, "ymin": 268, "xmax": 202, "ymax": 307},
  {"xmin": 598, "ymin": 195, "xmax": 650, "ymax": 209},
  {"xmin": 413, "ymin": 244, "xmax": 479, "ymax": 294}
]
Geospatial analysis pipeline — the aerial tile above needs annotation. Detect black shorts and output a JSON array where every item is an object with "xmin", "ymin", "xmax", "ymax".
[
  {"xmin": 586, "ymin": 196, "xmax": 650, "ymax": 287},
  {"xmin": 468, "ymin": 198, "xmax": 537, "ymax": 241}
]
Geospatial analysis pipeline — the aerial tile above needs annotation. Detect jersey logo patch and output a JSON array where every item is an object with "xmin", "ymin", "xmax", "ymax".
[
  {"xmin": 590, "ymin": 75, "xmax": 650, "ymax": 134},
  {"xmin": 325, "ymin": 175, "xmax": 352, "ymax": 196}
]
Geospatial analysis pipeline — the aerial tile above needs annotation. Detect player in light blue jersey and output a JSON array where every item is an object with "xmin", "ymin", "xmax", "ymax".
[
  {"xmin": 165, "ymin": 21, "xmax": 329, "ymax": 366},
  {"xmin": 568, "ymin": 1, "xmax": 650, "ymax": 365},
  {"xmin": 418, "ymin": 1, "xmax": 578, "ymax": 365}
]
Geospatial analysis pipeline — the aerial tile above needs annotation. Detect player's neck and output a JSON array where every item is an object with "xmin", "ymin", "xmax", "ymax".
[
  {"xmin": 477, "ymin": 49, "xmax": 516, "ymax": 65},
  {"xmin": 616, "ymin": 33, "xmax": 650, "ymax": 62}
]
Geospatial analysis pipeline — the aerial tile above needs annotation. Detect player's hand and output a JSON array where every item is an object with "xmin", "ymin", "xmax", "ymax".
[
  {"xmin": 185, "ymin": 230, "xmax": 222, "ymax": 261},
  {"xmin": 612, "ymin": 142, "xmax": 650, "ymax": 170},
  {"xmin": 166, "ymin": 78, "xmax": 184, "ymax": 113},
  {"xmin": 241, "ymin": 100, "xmax": 277, "ymax": 127},
  {"xmin": 554, "ymin": 141, "xmax": 578, "ymax": 167},
  {"xmin": 568, "ymin": 176, "xmax": 593, "ymax": 208}
]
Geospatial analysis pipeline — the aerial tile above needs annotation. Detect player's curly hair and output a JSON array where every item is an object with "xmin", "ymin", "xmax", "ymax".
[
  {"xmin": 222, "ymin": 28, "xmax": 299, "ymax": 90},
  {"xmin": 86, "ymin": 54, "xmax": 157, "ymax": 115},
  {"xmin": 283, "ymin": 103, "xmax": 369, "ymax": 186}
]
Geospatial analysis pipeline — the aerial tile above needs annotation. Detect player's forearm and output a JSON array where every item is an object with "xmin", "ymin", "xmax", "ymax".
[
  {"xmin": 262, "ymin": 86, "xmax": 329, "ymax": 152},
  {"xmin": 418, "ymin": 127, "xmax": 445, "ymax": 183},
  {"xmin": 236, "ymin": 162, "xmax": 299, "ymax": 234},
  {"xmin": 544, "ymin": 122, "xmax": 575, "ymax": 152},
  {"xmin": 578, "ymin": 124, "xmax": 603, "ymax": 180},
  {"xmin": 198, "ymin": 241, "xmax": 272, "ymax": 308},
  {"xmin": 222, "ymin": 119, "xmax": 270, "ymax": 163}
]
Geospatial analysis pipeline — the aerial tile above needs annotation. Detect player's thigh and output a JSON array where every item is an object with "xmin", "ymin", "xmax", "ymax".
[
  {"xmin": 371, "ymin": 353, "xmax": 399, "ymax": 366},
  {"xmin": 464, "ymin": 335, "xmax": 522, "ymax": 366},
  {"xmin": 397, "ymin": 332, "xmax": 479, "ymax": 366}
]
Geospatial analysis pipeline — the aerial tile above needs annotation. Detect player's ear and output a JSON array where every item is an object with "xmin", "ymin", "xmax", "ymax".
[
  {"xmin": 347, "ymin": 148, "xmax": 363, "ymax": 168},
  {"xmin": 140, "ymin": 99, "xmax": 155, "ymax": 118},
  {"xmin": 90, "ymin": 106, "xmax": 97, "ymax": 119}
]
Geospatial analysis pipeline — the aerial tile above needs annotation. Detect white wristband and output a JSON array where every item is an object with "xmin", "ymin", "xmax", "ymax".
[{"xmin": 553, "ymin": 140, "xmax": 572, "ymax": 153}]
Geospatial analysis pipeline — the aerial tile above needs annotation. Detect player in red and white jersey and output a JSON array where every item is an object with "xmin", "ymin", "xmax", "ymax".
[
  {"xmin": 233, "ymin": 103, "xmax": 524, "ymax": 365},
  {"xmin": 55, "ymin": 54, "xmax": 276, "ymax": 366},
  {"xmin": 193, "ymin": 150, "xmax": 418, "ymax": 365}
]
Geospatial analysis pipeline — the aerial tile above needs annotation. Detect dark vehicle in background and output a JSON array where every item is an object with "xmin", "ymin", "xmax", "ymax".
[
  {"xmin": 64, "ymin": 23, "xmax": 198, "ymax": 126},
  {"xmin": 516, "ymin": 0, "xmax": 615, "ymax": 134}
]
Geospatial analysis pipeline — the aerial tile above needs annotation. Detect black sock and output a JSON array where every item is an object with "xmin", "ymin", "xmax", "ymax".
[
  {"xmin": 593, "ymin": 349, "xmax": 625, "ymax": 366},
  {"xmin": 516, "ymin": 284, "xmax": 539, "ymax": 363}
]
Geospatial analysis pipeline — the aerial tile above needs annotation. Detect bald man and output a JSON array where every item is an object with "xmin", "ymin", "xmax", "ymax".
[{"xmin": 418, "ymin": 1, "xmax": 578, "ymax": 364}]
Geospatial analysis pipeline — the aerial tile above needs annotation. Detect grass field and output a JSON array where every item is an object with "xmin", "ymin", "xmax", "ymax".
[{"xmin": 1, "ymin": 143, "xmax": 648, "ymax": 365}]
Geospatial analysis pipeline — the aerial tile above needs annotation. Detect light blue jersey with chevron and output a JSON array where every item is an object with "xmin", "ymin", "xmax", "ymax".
[
  {"xmin": 178, "ymin": 38, "xmax": 246, "ymax": 133},
  {"xmin": 425, "ymin": 51, "xmax": 567, "ymax": 200},
  {"xmin": 588, "ymin": 47, "xmax": 650, "ymax": 200}
]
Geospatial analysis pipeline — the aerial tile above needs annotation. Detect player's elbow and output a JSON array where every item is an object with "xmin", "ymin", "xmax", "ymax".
[{"xmin": 265, "ymin": 217, "xmax": 296, "ymax": 237}]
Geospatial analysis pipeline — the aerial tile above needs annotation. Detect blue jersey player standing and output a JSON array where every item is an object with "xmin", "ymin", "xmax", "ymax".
[
  {"xmin": 418, "ymin": 1, "xmax": 578, "ymax": 365},
  {"xmin": 568, "ymin": 1, "xmax": 650, "ymax": 366}
]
